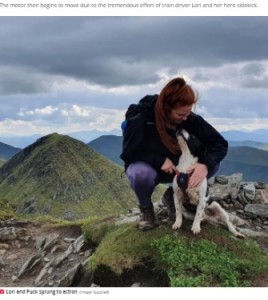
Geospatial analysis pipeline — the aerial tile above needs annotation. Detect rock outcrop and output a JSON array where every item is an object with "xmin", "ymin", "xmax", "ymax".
[
  {"xmin": 208, "ymin": 173, "xmax": 268, "ymax": 232},
  {"xmin": 0, "ymin": 221, "xmax": 94, "ymax": 287}
]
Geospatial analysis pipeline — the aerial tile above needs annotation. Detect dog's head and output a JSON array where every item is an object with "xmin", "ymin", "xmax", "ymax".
[
  {"xmin": 175, "ymin": 129, "xmax": 191, "ymax": 154},
  {"xmin": 176, "ymin": 128, "xmax": 203, "ymax": 158},
  {"xmin": 176, "ymin": 129, "xmax": 190, "ymax": 141}
]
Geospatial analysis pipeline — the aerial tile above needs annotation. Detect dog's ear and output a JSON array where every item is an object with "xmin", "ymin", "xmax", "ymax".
[{"xmin": 187, "ymin": 134, "xmax": 203, "ymax": 158}]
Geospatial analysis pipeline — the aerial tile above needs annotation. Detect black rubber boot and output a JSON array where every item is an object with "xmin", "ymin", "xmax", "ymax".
[
  {"xmin": 161, "ymin": 187, "xmax": 176, "ymax": 222},
  {"xmin": 139, "ymin": 205, "xmax": 155, "ymax": 231}
]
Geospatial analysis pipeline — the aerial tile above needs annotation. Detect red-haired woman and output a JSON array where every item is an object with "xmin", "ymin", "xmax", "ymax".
[{"xmin": 120, "ymin": 78, "xmax": 228, "ymax": 231}]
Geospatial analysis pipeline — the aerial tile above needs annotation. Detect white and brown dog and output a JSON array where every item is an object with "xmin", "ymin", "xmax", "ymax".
[{"xmin": 172, "ymin": 129, "xmax": 244, "ymax": 238}]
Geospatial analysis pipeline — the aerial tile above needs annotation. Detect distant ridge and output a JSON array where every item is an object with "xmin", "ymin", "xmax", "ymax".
[
  {"xmin": 220, "ymin": 146, "xmax": 268, "ymax": 182},
  {"xmin": 221, "ymin": 129, "xmax": 268, "ymax": 143},
  {"xmin": 0, "ymin": 134, "xmax": 42, "ymax": 148},
  {"xmin": 224, "ymin": 146, "xmax": 268, "ymax": 166},
  {"xmin": 0, "ymin": 129, "xmax": 121, "ymax": 148},
  {"xmin": 0, "ymin": 141, "xmax": 20, "ymax": 160},
  {"xmin": 1, "ymin": 128, "xmax": 268, "ymax": 148},
  {"xmin": 228, "ymin": 140, "xmax": 268, "ymax": 151},
  {"xmin": 0, "ymin": 133, "xmax": 138, "ymax": 220},
  {"xmin": 88, "ymin": 135, "xmax": 124, "ymax": 166},
  {"xmin": 2, "ymin": 131, "xmax": 268, "ymax": 185},
  {"xmin": 88, "ymin": 135, "xmax": 268, "ymax": 182}
]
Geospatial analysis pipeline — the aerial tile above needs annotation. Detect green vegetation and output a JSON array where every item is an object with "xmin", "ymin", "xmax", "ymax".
[
  {"xmin": 83, "ymin": 218, "xmax": 268, "ymax": 287},
  {"xmin": 0, "ymin": 158, "xmax": 5, "ymax": 167},
  {"xmin": 85, "ymin": 220, "xmax": 172, "ymax": 274},
  {"xmin": 0, "ymin": 199, "xmax": 18, "ymax": 220},
  {"xmin": 153, "ymin": 234, "xmax": 268, "ymax": 287}
]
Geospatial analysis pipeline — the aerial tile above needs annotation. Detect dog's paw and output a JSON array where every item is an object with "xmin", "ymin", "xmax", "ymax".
[
  {"xmin": 235, "ymin": 231, "xmax": 245, "ymax": 239},
  {"xmin": 172, "ymin": 220, "xmax": 182, "ymax": 230},
  {"xmin": 191, "ymin": 225, "xmax": 201, "ymax": 235}
]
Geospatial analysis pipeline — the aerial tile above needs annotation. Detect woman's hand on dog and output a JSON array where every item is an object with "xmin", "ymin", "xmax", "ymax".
[
  {"xmin": 188, "ymin": 163, "xmax": 208, "ymax": 188},
  {"xmin": 161, "ymin": 158, "xmax": 177, "ymax": 174}
]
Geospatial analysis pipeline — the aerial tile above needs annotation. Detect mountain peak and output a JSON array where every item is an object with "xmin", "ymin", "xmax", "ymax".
[{"xmin": 0, "ymin": 133, "xmax": 137, "ymax": 220}]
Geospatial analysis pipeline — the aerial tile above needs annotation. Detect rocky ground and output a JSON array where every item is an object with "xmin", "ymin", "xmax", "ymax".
[
  {"xmin": 0, "ymin": 220, "xmax": 93, "ymax": 287},
  {"xmin": 1, "ymin": 210, "xmax": 268, "ymax": 287}
]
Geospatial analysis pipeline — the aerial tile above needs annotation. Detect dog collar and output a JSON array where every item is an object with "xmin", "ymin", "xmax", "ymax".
[{"xmin": 177, "ymin": 172, "xmax": 189, "ymax": 191}]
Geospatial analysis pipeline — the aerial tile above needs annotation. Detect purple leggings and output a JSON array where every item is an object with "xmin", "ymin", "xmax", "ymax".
[{"xmin": 126, "ymin": 161, "xmax": 219, "ymax": 208}]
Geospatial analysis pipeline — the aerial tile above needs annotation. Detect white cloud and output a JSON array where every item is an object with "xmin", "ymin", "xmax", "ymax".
[
  {"xmin": 1, "ymin": 104, "xmax": 126, "ymax": 136},
  {"xmin": 60, "ymin": 105, "xmax": 125, "ymax": 131},
  {"xmin": 0, "ymin": 119, "xmax": 46, "ymax": 136},
  {"xmin": 72, "ymin": 105, "xmax": 91, "ymax": 117},
  {"xmin": 206, "ymin": 117, "xmax": 268, "ymax": 132},
  {"xmin": 178, "ymin": 60, "xmax": 268, "ymax": 91},
  {"xmin": 19, "ymin": 106, "xmax": 59, "ymax": 116},
  {"xmin": 1, "ymin": 17, "xmax": 268, "ymax": 136}
]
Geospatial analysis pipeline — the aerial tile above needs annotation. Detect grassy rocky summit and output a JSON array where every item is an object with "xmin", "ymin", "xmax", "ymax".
[
  {"xmin": 0, "ymin": 133, "xmax": 143, "ymax": 220},
  {"xmin": 1, "ymin": 134, "xmax": 268, "ymax": 287},
  {"xmin": 1, "ymin": 203, "xmax": 267, "ymax": 287}
]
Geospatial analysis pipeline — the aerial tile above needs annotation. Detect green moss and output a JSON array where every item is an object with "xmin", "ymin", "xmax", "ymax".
[
  {"xmin": 84, "ymin": 219, "xmax": 172, "ymax": 275},
  {"xmin": 83, "ymin": 217, "xmax": 268, "ymax": 287}
]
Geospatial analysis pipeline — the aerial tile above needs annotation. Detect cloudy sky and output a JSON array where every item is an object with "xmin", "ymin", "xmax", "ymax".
[{"xmin": 0, "ymin": 16, "xmax": 268, "ymax": 137}]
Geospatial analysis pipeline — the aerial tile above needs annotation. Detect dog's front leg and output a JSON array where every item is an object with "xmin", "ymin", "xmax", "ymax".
[
  {"xmin": 172, "ymin": 189, "xmax": 184, "ymax": 230},
  {"xmin": 191, "ymin": 198, "xmax": 206, "ymax": 234}
]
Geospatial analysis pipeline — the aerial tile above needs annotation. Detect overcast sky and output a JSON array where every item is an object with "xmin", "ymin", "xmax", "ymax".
[{"xmin": 0, "ymin": 16, "xmax": 268, "ymax": 136}]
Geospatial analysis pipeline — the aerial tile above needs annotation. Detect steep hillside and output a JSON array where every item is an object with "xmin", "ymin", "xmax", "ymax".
[
  {"xmin": 88, "ymin": 135, "xmax": 124, "ymax": 166},
  {"xmin": 0, "ymin": 133, "xmax": 140, "ymax": 220},
  {"xmin": 0, "ymin": 158, "xmax": 5, "ymax": 167},
  {"xmin": 0, "ymin": 141, "xmax": 21, "ymax": 160},
  {"xmin": 220, "ymin": 160, "xmax": 268, "ymax": 182},
  {"xmin": 225, "ymin": 146, "xmax": 268, "ymax": 166},
  {"xmin": 221, "ymin": 146, "xmax": 268, "ymax": 182}
]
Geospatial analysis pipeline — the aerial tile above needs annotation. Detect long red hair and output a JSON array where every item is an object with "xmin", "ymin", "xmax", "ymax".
[{"xmin": 155, "ymin": 78, "xmax": 198, "ymax": 154}]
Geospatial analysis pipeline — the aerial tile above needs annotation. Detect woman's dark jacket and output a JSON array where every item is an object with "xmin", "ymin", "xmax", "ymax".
[{"xmin": 120, "ymin": 95, "xmax": 228, "ymax": 172}]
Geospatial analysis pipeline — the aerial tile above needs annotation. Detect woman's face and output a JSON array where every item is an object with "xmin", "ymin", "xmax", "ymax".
[{"xmin": 169, "ymin": 104, "xmax": 193, "ymax": 125}]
